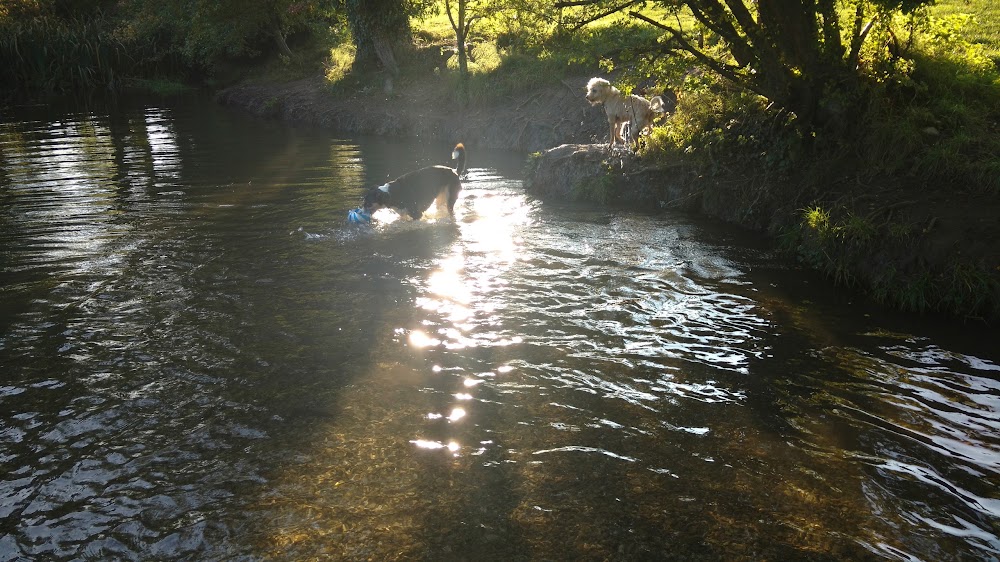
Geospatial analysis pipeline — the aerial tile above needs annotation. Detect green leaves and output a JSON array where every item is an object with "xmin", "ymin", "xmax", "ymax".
[{"xmin": 0, "ymin": 14, "xmax": 130, "ymax": 98}]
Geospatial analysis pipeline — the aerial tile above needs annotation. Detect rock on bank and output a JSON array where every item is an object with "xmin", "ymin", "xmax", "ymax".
[{"xmin": 524, "ymin": 143, "xmax": 700, "ymax": 211}]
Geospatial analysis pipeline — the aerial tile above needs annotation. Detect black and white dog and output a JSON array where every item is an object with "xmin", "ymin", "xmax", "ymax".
[{"xmin": 362, "ymin": 143, "xmax": 467, "ymax": 220}]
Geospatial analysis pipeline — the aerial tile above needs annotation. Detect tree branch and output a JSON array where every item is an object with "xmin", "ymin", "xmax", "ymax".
[
  {"xmin": 847, "ymin": 19, "xmax": 875, "ymax": 68},
  {"xmin": 445, "ymin": 0, "xmax": 458, "ymax": 34},
  {"xmin": 817, "ymin": 0, "xmax": 844, "ymax": 61},
  {"xmin": 466, "ymin": 14, "xmax": 482, "ymax": 38},
  {"xmin": 569, "ymin": 0, "xmax": 642, "ymax": 31},
  {"xmin": 721, "ymin": 0, "xmax": 760, "ymax": 45},
  {"xmin": 684, "ymin": 0, "xmax": 755, "ymax": 67},
  {"xmin": 847, "ymin": 4, "xmax": 864, "ymax": 67},
  {"xmin": 629, "ymin": 11, "xmax": 762, "ymax": 96}
]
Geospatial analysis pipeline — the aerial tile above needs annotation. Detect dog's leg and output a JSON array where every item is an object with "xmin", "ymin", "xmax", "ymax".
[
  {"xmin": 434, "ymin": 190, "xmax": 448, "ymax": 215},
  {"xmin": 446, "ymin": 185, "xmax": 460, "ymax": 217},
  {"xmin": 607, "ymin": 118, "xmax": 616, "ymax": 149}
]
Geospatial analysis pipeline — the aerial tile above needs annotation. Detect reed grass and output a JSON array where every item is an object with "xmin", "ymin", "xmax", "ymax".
[
  {"xmin": 1, "ymin": 15, "xmax": 128, "ymax": 98},
  {"xmin": 0, "ymin": 11, "xmax": 185, "ymax": 101}
]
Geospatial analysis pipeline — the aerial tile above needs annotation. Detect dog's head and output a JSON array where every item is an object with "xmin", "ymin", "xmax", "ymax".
[
  {"xmin": 585, "ymin": 77, "xmax": 612, "ymax": 106},
  {"xmin": 362, "ymin": 183, "xmax": 391, "ymax": 213}
]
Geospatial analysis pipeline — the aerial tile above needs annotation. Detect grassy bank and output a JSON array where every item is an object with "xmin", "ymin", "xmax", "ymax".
[
  {"xmin": 237, "ymin": 0, "xmax": 1000, "ymax": 326},
  {"xmin": 586, "ymin": 2, "xmax": 999, "ymax": 322},
  {"xmin": 7, "ymin": 0, "xmax": 998, "ymax": 322},
  {"xmin": 223, "ymin": 0, "xmax": 1000, "ymax": 322},
  {"xmin": 399, "ymin": 0, "xmax": 999, "ymax": 322}
]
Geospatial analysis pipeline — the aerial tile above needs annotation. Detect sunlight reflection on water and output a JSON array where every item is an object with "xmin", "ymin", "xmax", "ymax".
[{"xmin": 2, "ymin": 107, "xmax": 998, "ymax": 561}]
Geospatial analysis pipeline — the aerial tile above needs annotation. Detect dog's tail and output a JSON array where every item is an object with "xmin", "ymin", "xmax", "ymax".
[{"xmin": 451, "ymin": 143, "xmax": 467, "ymax": 176}]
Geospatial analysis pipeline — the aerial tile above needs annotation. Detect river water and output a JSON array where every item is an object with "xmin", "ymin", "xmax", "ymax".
[{"xmin": 1, "ymin": 97, "xmax": 998, "ymax": 561}]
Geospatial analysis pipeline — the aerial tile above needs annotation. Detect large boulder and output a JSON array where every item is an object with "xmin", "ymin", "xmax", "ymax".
[{"xmin": 525, "ymin": 143, "xmax": 700, "ymax": 210}]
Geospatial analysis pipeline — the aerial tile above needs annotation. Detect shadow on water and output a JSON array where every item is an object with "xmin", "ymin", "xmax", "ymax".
[
  {"xmin": 1, "ymin": 96, "xmax": 998, "ymax": 561},
  {"xmin": 0, "ymin": 98, "xmax": 407, "ymax": 558}
]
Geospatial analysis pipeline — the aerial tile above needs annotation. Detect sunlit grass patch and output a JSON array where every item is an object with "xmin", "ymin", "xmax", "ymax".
[
  {"xmin": 929, "ymin": 0, "xmax": 1000, "ymax": 64},
  {"xmin": 413, "ymin": 7, "xmax": 454, "ymax": 42},
  {"xmin": 805, "ymin": 207, "xmax": 832, "ymax": 232},
  {"xmin": 324, "ymin": 42, "xmax": 356, "ymax": 84},
  {"xmin": 445, "ymin": 42, "xmax": 502, "ymax": 74}
]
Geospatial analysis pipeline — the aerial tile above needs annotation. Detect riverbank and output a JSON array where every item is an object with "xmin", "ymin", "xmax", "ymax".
[
  {"xmin": 216, "ymin": 74, "xmax": 609, "ymax": 153},
  {"xmin": 217, "ymin": 74, "xmax": 1000, "ymax": 324}
]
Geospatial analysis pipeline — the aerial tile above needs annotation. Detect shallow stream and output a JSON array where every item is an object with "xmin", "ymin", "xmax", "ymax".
[{"xmin": 1, "ymin": 97, "xmax": 998, "ymax": 560}]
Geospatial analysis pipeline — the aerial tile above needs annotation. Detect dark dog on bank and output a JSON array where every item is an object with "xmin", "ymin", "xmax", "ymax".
[{"xmin": 362, "ymin": 143, "xmax": 467, "ymax": 220}]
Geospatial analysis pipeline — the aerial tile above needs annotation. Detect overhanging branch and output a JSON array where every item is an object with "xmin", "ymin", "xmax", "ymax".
[
  {"xmin": 684, "ymin": 1, "xmax": 755, "ymax": 66},
  {"xmin": 629, "ymin": 11, "xmax": 763, "ymax": 96},
  {"xmin": 848, "ymin": 19, "xmax": 875, "ymax": 68},
  {"xmin": 568, "ymin": 0, "xmax": 642, "ymax": 31},
  {"xmin": 445, "ymin": 0, "xmax": 458, "ymax": 33}
]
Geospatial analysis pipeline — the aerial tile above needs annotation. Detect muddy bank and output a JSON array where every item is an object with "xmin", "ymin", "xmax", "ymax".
[
  {"xmin": 217, "ymin": 75, "xmax": 610, "ymax": 153},
  {"xmin": 217, "ymin": 75, "xmax": 1000, "ymax": 323}
]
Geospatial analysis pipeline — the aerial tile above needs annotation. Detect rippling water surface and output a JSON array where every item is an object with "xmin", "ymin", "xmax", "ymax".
[{"xmin": 1, "ymin": 98, "xmax": 998, "ymax": 560}]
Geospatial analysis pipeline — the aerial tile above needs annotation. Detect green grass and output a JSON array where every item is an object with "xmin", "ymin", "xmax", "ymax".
[
  {"xmin": 323, "ymin": 7, "xmax": 671, "ymax": 107},
  {"xmin": 929, "ymin": 0, "xmax": 1000, "ymax": 64},
  {"xmin": 317, "ymin": 0, "xmax": 1000, "ymax": 321},
  {"xmin": 127, "ymin": 78, "xmax": 194, "ymax": 96},
  {"xmin": 412, "ymin": 7, "xmax": 454, "ymax": 41},
  {"xmin": 0, "ymin": 15, "xmax": 133, "ymax": 98},
  {"xmin": 783, "ymin": 204, "xmax": 1000, "ymax": 321}
]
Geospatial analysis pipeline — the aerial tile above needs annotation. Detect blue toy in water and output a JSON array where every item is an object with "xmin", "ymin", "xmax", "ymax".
[{"xmin": 347, "ymin": 207, "xmax": 371, "ymax": 224}]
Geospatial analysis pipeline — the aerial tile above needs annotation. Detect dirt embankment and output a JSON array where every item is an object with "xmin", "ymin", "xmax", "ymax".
[
  {"xmin": 217, "ymin": 75, "xmax": 609, "ymax": 153},
  {"xmin": 217, "ymin": 74, "xmax": 1000, "ymax": 323}
]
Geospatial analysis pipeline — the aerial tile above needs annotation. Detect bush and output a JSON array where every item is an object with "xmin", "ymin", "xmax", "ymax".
[{"xmin": 0, "ymin": 15, "xmax": 142, "ymax": 98}]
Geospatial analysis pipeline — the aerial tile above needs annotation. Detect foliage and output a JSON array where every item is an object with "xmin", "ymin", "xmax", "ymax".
[
  {"xmin": 623, "ymin": 0, "xmax": 940, "ymax": 133},
  {"xmin": 0, "ymin": 0, "xmax": 340, "ymax": 99},
  {"xmin": 786, "ymin": 204, "xmax": 1000, "ymax": 321},
  {"xmin": 0, "ymin": 13, "xmax": 144, "ymax": 98},
  {"xmin": 485, "ymin": 21, "xmax": 662, "ymax": 100},
  {"xmin": 344, "ymin": 0, "xmax": 434, "ymax": 75},
  {"xmin": 627, "ymin": 0, "xmax": 1000, "ymax": 190},
  {"xmin": 481, "ymin": 0, "xmax": 559, "ymax": 52},
  {"xmin": 0, "ymin": 0, "xmax": 118, "ymax": 19},
  {"xmin": 121, "ymin": 0, "xmax": 339, "ymax": 72},
  {"xmin": 639, "ymin": 69, "xmax": 803, "ymax": 181},
  {"xmin": 444, "ymin": 0, "xmax": 487, "ymax": 96},
  {"xmin": 850, "ymin": 11, "xmax": 1000, "ymax": 193},
  {"xmin": 324, "ymin": 41, "xmax": 358, "ymax": 84}
]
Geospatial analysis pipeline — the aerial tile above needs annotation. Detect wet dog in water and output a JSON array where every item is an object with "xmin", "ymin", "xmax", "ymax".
[{"xmin": 362, "ymin": 143, "xmax": 467, "ymax": 220}]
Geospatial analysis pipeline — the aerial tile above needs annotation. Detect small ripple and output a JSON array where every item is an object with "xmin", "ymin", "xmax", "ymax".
[
  {"xmin": 532, "ymin": 446, "xmax": 639, "ymax": 462},
  {"xmin": 875, "ymin": 459, "xmax": 1000, "ymax": 518}
]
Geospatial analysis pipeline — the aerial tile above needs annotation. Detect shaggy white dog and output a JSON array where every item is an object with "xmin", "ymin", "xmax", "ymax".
[{"xmin": 585, "ymin": 77, "xmax": 667, "ymax": 149}]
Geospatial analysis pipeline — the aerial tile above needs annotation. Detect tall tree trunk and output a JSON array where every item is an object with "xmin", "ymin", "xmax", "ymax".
[
  {"xmin": 445, "ymin": 0, "xmax": 473, "ymax": 103},
  {"xmin": 372, "ymin": 33, "xmax": 399, "ymax": 77},
  {"xmin": 274, "ymin": 24, "xmax": 292, "ymax": 58},
  {"xmin": 460, "ymin": 1, "xmax": 467, "ymax": 76},
  {"xmin": 344, "ymin": 0, "xmax": 411, "ymax": 74}
]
